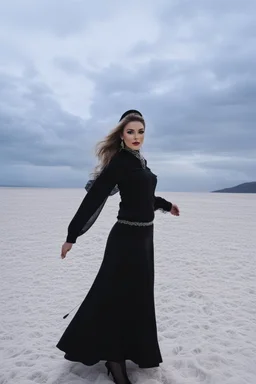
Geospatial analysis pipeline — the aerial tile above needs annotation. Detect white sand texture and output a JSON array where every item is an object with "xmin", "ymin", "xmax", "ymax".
[{"xmin": 1, "ymin": 188, "xmax": 256, "ymax": 384}]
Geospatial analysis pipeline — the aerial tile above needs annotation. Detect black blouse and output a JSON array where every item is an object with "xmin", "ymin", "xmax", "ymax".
[{"xmin": 66, "ymin": 149, "xmax": 172, "ymax": 243}]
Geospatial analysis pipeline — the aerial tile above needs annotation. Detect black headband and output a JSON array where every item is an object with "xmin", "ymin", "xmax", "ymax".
[{"xmin": 119, "ymin": 109, "xmax": 143, "ymax": 122}]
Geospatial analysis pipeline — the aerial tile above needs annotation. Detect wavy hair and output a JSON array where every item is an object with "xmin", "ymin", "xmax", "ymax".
[{"xmin": 92, "ymin": 113, "xmax": 145, "ymax": 177}]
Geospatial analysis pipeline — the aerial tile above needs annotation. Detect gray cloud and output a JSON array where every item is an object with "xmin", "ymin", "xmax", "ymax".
[
  {"xmin": 0, "ymin": 70, "xmax": 97, "ymax": 187},
  {"xmin": 54, "ymin": 57, "xmax": 86, "ymax": 75},
  {"xmin": 0, "ymin": 0, "xmax": 119, "ymax": 36},
  {"xmin": 88, "ymin": 57, "xmax": 256, "ymax": 155},
  {"xmin": 0, "ymin": 0, "xmax": 255, "ymax": 190}
]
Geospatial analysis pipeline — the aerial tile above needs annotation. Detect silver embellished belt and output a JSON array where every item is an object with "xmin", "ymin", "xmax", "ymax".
[{"xmin": 117, "ymin": 219, "xmax": 153, "ymax": 226}]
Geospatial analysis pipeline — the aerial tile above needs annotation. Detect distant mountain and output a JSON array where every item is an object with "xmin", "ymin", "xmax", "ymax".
[{"xmin": 212, "ymin": 181, "xmax": 256, "ymax": 193}]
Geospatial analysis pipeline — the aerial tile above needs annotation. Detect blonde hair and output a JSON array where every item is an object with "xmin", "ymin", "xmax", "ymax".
[{"xmin": 92, "ymin": 114, "xmax": 145, "ymax": 177}]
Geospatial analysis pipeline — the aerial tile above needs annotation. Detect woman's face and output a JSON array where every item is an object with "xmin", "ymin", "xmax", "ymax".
[{"xmin": 121, "ymin": 121, "xmax": 145, "ymax": 150}]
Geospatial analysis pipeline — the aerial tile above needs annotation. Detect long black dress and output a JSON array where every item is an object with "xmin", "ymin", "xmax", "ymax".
[{"xmin": 56, "ymin": 148, "xmax": 172, "ymax": 369}]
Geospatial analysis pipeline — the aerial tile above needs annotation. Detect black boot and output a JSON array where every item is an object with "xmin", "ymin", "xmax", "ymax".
[{"xmin": 105, "ymin": 361, "xmax": 132, "ymax": 384}]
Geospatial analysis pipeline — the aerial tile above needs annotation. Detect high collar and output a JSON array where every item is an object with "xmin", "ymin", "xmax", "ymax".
[
  {"xmin": 123, "ymin": 146, "xmax": 140, "ymax": 155},
  {"xmin": 122, "ymin": 146, "xmax": 146, "ymax": 169}
]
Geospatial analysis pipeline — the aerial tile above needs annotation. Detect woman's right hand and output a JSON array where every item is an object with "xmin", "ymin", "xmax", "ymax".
[{"xmin": 61, "ymin": 242, "xmax": 73, "ymax": 259}]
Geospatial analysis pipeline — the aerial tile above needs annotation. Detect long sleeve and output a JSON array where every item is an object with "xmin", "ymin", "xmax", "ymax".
[
  {"xmin": 66, "ymin": 154, "xmax": 121, "ymax": 243},
  {"xmin": 154, "ymin": 195, "xmax": 172, "ymax": 213}
]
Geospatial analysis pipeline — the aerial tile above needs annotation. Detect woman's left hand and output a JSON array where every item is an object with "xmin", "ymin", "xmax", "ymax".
[{"xmin": 170, "ymin": 204, "xmax": 180, "ymax": 216}]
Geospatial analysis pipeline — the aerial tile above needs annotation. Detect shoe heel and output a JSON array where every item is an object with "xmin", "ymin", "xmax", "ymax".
[{"xmin": 105, "ymin": 361, "xmax": 110, "ymax": 376}]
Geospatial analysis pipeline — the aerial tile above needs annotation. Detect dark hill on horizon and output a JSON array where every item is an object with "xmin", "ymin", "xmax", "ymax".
[{"xmin": 212, "ymin": 181, "xmax": 256, "ymax": 193}]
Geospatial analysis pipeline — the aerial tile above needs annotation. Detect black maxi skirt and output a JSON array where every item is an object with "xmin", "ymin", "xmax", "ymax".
[{"xmin": 56, "ymin": 222, "xmax": 162, "ymax": 368}]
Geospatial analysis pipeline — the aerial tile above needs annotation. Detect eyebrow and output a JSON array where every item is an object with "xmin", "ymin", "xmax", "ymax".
[{"xmin": 125, "ymin": 128, "xmax": 145, "ymax": 131}]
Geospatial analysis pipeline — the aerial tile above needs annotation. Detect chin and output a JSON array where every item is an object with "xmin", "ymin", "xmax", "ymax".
[{"xmin": 131, "ymin": 144, "xmax": 141, "ymax": 150}]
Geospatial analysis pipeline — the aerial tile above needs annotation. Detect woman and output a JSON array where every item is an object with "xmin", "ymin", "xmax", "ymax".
[{"xmin": 57, "ymin": 110, "xmax": 180, "ymax": 384}]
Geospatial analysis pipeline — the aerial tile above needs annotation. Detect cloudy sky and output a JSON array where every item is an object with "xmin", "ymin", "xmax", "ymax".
[{"xmin": 0, "ymin": 0, "xmax": 255, "ymax": 191}]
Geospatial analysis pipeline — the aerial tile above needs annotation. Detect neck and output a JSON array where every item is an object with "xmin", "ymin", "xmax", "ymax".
[{"xmin": 124, "ymin": 146, "xmax": 140, "ymax": 153}]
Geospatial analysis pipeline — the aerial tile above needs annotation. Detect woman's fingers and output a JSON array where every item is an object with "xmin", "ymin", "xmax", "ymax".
[
  {"xmin": 171, "ymin": 204, "xmax": 180, "ymax": 216},
  {"xmin": 61, "ymin": 245, "xmax": 67, "ymax": 259},
  {"xmin": 61, "ymin": 242, "xmax": 73, "ymax": 259},
  {"xmin": 61, "ymin": 246, "xmax": 66, "ymax": 259}
]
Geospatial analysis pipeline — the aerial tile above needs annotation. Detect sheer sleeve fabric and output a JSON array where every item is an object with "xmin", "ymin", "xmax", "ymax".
[{"xmin": 66, "ymin": 154, "xmax": 121, "ymax": 243}]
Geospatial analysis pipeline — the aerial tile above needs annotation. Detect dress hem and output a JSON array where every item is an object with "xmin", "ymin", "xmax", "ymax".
[{"xmin": 57, "ymin": 347, "xmax": 162, "ymax": 369}]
